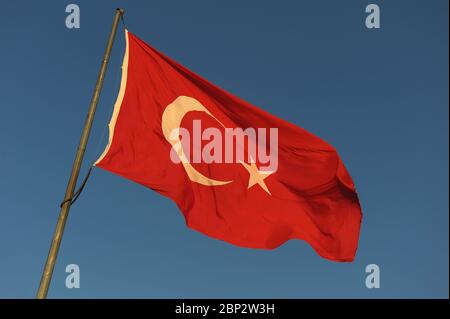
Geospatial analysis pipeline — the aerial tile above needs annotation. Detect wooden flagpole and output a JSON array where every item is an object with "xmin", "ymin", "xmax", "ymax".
[{"xmin": 36, "ymin": 8, "xmax": 125, "ymax": 299}]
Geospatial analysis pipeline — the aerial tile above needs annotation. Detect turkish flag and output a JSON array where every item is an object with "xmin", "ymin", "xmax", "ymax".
[{"xmin": 96, "ymin": 30, "xmax": 362, "ymax": 262}]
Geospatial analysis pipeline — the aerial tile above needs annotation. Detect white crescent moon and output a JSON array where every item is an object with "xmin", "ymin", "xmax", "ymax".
[{"xmin": 162, "ymin": 96, "xmax": 232, "ymax": 186}]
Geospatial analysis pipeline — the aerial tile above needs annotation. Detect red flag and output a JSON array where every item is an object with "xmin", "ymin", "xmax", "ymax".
[{"xmin": 96, "ymin": 30, "xmax": 362, "ymax": 262}]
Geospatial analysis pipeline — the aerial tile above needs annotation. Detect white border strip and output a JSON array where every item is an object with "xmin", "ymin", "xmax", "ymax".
[{"xmin": 95, "ymin": 29, "xmax": 130, "ymax": 165}]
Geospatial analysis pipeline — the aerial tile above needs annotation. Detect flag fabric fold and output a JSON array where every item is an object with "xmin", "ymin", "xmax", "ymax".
[{"xmin": 96, "ymin": 30, "xmax": 362, "ymax": 262}]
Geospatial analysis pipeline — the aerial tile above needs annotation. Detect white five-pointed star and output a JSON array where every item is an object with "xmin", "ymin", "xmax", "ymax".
[{"xmin": 239, "ymin": 161, "xmax": 273, "ymax": 195}]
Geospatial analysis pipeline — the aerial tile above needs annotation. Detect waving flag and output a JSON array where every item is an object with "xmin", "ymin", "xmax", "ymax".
[{"xmin": 95, "ymin": 30, "xmax": 362, "ymax": 262}]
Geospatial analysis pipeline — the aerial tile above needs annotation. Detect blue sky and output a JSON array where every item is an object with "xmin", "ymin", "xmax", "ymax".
[{"xmin": 0, "ymin": 0, "xmax": 448, "ymax": 298}]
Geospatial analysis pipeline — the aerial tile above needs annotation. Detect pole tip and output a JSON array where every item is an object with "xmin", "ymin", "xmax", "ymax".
[{"xmin": 116, "ymin": 8, "xmax": 125, "ymax": 15}]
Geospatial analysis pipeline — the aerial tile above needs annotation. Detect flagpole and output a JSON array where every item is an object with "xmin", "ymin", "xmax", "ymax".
[{"xmin": 36, "ymin": 8, "xmax": 125, "ymax": 299}]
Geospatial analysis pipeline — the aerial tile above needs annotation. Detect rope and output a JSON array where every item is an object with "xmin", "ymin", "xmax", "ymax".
[
  {"xmin": 120, "ymin": 13, "xmax": 127, "ymax": 29},
  {"xmin": 59, "ymin": 21, "xmax": 126, "ymax": 209},
  {"xmin": 60, "ymin": 166, "xmax": 94, "ymax": 208}
]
